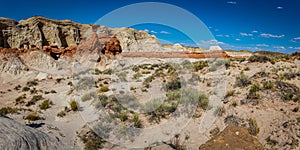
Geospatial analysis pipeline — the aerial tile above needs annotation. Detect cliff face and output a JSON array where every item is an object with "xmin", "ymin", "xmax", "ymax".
[
  {"xmin": 0, "ymin": 16, "xmax": 161, "ymax": 53},
  {"xmin": 0, "ymin": 16, "xmax": 91, "ymax": 49}
]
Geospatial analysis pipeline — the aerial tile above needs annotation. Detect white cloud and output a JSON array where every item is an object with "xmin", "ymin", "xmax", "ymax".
[
  {"xmin": 240, "ymin": 32, "xmax": 253, "ymax": 37},
  {"xmin": 294, "ymin": 47, "xmax": 300, "ymax": 50},
  {"xmin": 227, "ymin": 1, "xmax": 237, "ymax": 5},
  {"xmin": 274, "ymin": 46, "xmax": 286, "ymax": 50},
  {"xmin": 277, "ymin": 6, "xmax": 283, "ymax": 9},
  {"xmin": 256, "ymin": 44, "xmax": 269, "ymax": 47},
  {"xmin": 225, "ymin": 35, "xmax": 230, "ymax": 38},
  {"xmin": 235, "ymin": 38, "xmax": 241, "ymax": 41},
  {"xmin": 144, "ymin": 29, "xmax": 149, "ymax": 32},
  {"xmin": 197, "ymin": 39, "xmax": 225, "ymax": 48},
  {"xmin": 150, "ymin": 30, "xmax": 157, "ymax": 34},
  {"xmin": 160, "ymin": 31, "xmax": 170, "ymax": 34},
  {"xmin": 216, "ymin": 34, "xmax": 230, "ymax": 38},
  {"xmin": 252, "ymin": 30, "xmax": 258, "ymax": 33},
  {"xmin": 260, "ymin": 33, "xmax": 285, "ymax": 38},
  {"xmin": 291, "ymin": 37, "xmax": 300, "ymax": 42}
]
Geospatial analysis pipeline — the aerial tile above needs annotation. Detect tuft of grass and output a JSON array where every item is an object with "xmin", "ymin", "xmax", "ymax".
[
  {"xmin": 39, "ymin": 100, "xmax": 53, "ymax": 110},
  {"xmin": 100, "ymin": 86, "xmax": 109, "ymax": 92},
  {"xmin": 0, "ymin": 107, "xmax": 19, "ymax": 116},
  {"xmin": 133, "ymin": 113, "xmax": 142, "ymax": 128},
  {"xmin": 235, "ymin": 73, "xmax": 251, "ymax": 87},
  {"xmin": 198, "ymin": 92, "xmax": 209, "ymax": 110},
  {"xmin": 263, "ymin": 81, "xmax": 274, "ymax": 89},
  {"xmin": 81, "ymin": 93, "xmax": 92, "ymax": 102},
  {"xmin": 232, "ymin": 101, "xmax": 238, "ymax": 107},
  {"xmin": 25, "ymin": 112, "xmax": 42, "ymax": 121},
  {"xmin": 70, "ymin": 100, "xmax": 79, "ymax": 111},
  {"xmin": 26, "ymin": 79, "xmax": 38, "ymax": 87},
  {"xmin": 193, "ymin": 61, "xmax": 208, "ymax": 71},
  {"xmin": 248, "ymin": 118, "xmax": 260, "ymax": 136},
  {"xmin": 225, "ymin": 90, "xmax": 235, "ymax": 98}
]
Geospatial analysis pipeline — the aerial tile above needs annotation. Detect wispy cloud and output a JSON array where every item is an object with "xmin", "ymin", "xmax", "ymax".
[
  {"xmin": 227, "ymin": 1, "xmax": 237, "ymax": 5},
  {"xmin": 160, "ymin": 31, "xmax": 170, "ymax": 34},
  {"xmin": 144, "ymin": 29, "xmax": 149, "ymax": 32},
  {"xmin": 235, "ymin": 38, "xmax": 241, "ymax": 41},
  {"xmin": 252, "ymin": 30, "xmax": 258, "ymax": 33},
  {"xmin": 260, "ymin": 33, "xmax": 285, "ymax": 38},
  {"xmin": 294, "ymin": 47, "xmax": 300, "ymax": 50},
  {"xmin": 197, "ymin": 39, "xmax": 225, "ymax": 48},
  {"xmin": 256, "ymin": 44, "xmax": 269, "ymax": 47},
  {"xmin": 274, "ymin": 46, "xmax": 286, "ymax": 51},
  {"xmin": 291, "ymin": 37, "xmax": 300, "ymax": 42},
  {"xmin": 277, "ymin": 6, "xmax": 283, "ymax": 10},
  {"xmin": 240, "ymin": 32, "xmax": 253, "ymax": 37},
  {"xmin": 150, "ymin": 30, "xmax": 157, "ymax": 34},
  {"xmin": 216, "ymin": 34, "xmax": 230, "ymax": 37}
]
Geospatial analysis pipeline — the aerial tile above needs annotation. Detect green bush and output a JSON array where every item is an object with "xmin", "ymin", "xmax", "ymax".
[
  {"xmin": 0, "ymin": 107, "xmax": 19, "ymax": 116},
  {"xmin": 225, "ymin": 90, "xmax": 235, "ymax": 98},
  {"xmin": 248, "ymin": 118, "xmax": 260, "ymax": 136},
  {"xmin": 102, "ymin": 68, "xmax": 113, "ymax": 75},
  {"xmin": 235, "ymin": 73, "xmax": 251, "ymax": 87},
  {"xmin": 263, "ymin": 81, "xmax": 274, "ymax": 89},
  {"xmin": 22, "ymin": 86, "xmax": 30, "ymax": 92},
  {"xmin": 119, "ymin": 112, "xmax": 128, "ymax": 122},
  {"xmin": 198, "ymin": 92, "xmax": 209, "ymax": 110},
  {"xmin": 25, "ymin": 112, "xmax": 42, "ymax": 121},
  {"xmin": 99, "ymin": 94, "xmax": 108, "ymax": 107},
  {"xmin": 15, "ymin": 94, "xmax": 26, "ymax": 104},
  {"xmin": 81, "ymin": 93, "xmax": 92, "ymax": 102},
  {"xmin": 70, "ymin": 100, "xmax": 79, "ymax": 111},
  {"xmin": 26, "ymin": 79, "xmax": 38, "ymax": 87},
  {"xmin": 26, "ymin": 95, "xmax": 43, "ymax": 106},
  {"xmin": 232, "ymin": 101, "xmax": 238, "ymax": 107},
  {"xmin": 193, "ymin": 61, "xmax": 208, "ymax": 71},
  {"xmin": 166, "ymin": 78, "xmax": 181, "ymax": 91},
  {"xmin": 133, "ymin": 114, "xmax": 142, "ymax": 128},
  {"xmin": 100, "ymin": 86, "xmax": 109, "ymax": 92},
  {"xmin": 249, "ymin": 55, "xmax": 271, "ymax": 63},
  {"xmin": 39, "ymin": 100, "xmax": 53, "ymax": 110}
]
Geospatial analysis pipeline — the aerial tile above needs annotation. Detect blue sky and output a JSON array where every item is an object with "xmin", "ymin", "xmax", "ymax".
[{"xmin": 1, "ymin": 0, "xmax": 300, "ymax": 53}]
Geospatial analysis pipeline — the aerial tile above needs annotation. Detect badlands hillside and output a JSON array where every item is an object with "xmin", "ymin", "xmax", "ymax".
[{"xmin": 0, "ymin": 16, "xmax": 299, "ymax": 150}]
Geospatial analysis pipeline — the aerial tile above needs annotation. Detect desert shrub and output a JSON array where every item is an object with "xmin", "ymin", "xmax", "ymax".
[
  {"xmin": 249, "ymin": 55, "xmax": 270, "ymax": 63},
  {"xmin": 70, "ymin": 100, "xmax": 79, "ymax": 111},
  {"xmin": 15, "ymin": 94, "xmax": 26, "ymax": 104},
  {"xmin": 26, "ymin": 79, "xmax": 38, "ymax": 87},
  {"xmin": 25, "ymin": 112, "xmax": 42, "ymax": 121},
  {"xmin": 265, "ymin": 136, "xmax": 278, "ymax": 146},
  {"xmin": 0, "ymin": 107, "xmax": 19, "ymax": 116},
  {"xmin": 94, "ymin": 69, "xmax": 101, "ymax": 75},
  {"xmin": 133, "ymin": 72, "xmax": 142, "ymax": 79},
  {"xmin": 133, "ymin": 114, "xmax": 142, "ymax": 128},
  {"xmin": 141, "ymin": 70, "xmax": 151, "ymax": 74},
  {"xmin": 81, "ymin": 93, "xmax": 92, "ymax": 102},
  {"xmin": 143, "ymin": 75, "xmax": 154, "ymax": 88},
  {"xmin": 282, "ymin": 72, "xmax": 299, "ymax": 80},
  {"xmin": 56, "ymin": 78, "xmax": 64, "ymax": 83},
  {"xmin": 166, "ymin": 90, "xmax": 181, "ymax": 101},
  {"xmin": 230, "ymin": 58, "xmax": 246, "ymax": 62},
  {"xmin": 232, "ymin": 101, "xmax": 238, "ymax": 107},
  {"xmin": 244, "ymin": 67, "xmax": 250, "ymax": 71},
  {"xmin": 248, "ymin": 118, "xmax": 260, "ymax": 136},
  {"xmin": 100, "ymin": 86, "xmax": 109, "ymax": 92},
  {"xmin": 39, "ymin": 100, "xmax": 53, "ymax": 110},
  {"xmin": 79, "ymin": 131, "xmax": 106, "ymax": 150},
  {"xmin": 117, "ymin": 72, "xmax": 127, "ymax": 81},
  {"xmin": 119, "ymin": 111, "xmax": 128, "ymax": 122},
  {"xmin": 57, "ymin": 110, "xmax": 66, "ymax": 117},
  {"xmin": 50, "ymin": 90, "xmax": 56, "ymax": 93},
  {"xmin": 26, "ymin": 95, "xmax": 43, "ymax": 106},
  {"xmin": 235, "ymin": 73, "xmax": 251, "ymax": 87},
  {"xmin": 215, "ymin": 106, "xmax": 225, "ymax": 116},
  {"xmin": 263, "ymin": 81, "xmax": 274, "ymax": 89},
  {"xmin": 14, "ymin": 85, "xmax": 21, "ymax": 90},
  {"xmin": 225, "ymin": 90, "xmax": 235, "ymax": 98},
  {"xmin": 166, "ymin": 78, "xmax": 181, "ymax": 91},
  {"xmin": 209, "ymin": 65, "xmax": 217, "ymax": 72},
  {"xmin": 98, "ymin": 94, "xmax": 108, "ymax": 107},
  {"xmin": 102, "ymin": 68, "xmax": 112, "ymax": 74},
  {"xmin": 193, "ymin": 61, "xmax": 208, "ymax": 71},
  {"xmin": 198, "ymin": 92, "xmax": 209, "ymax": 110},
  {"xmin": 247, "ymin": 84, "xmax": 260, "ymax": 100},
  {"xmin": 132, "ymin": 65, "xmax": 140, "ymax": 72},
  {"xmin": 22, "ymin": 86, "xmax": 30, "ymax": 92}
]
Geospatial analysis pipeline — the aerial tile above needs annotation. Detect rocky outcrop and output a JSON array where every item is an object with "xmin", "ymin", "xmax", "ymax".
[
  {"xmin": 0, "ymin": 16, "xmax": 90, "ymax": 49},
  {"xmin": 199, "ymin": 125, "xmax": 263, "ymax": 150},
  {"xmin": 0, "ymin": 116, "xmax": 64, "ymax": 149},
  {"xmin": 0, "ymin": 48, "xmax": 28, "ymax": 75},
  {"xmin": 101, "ymin": 36, "xmax": 122, "ymax": 55}
]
